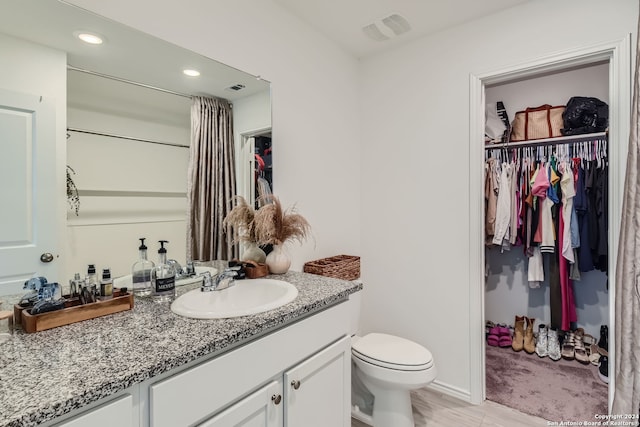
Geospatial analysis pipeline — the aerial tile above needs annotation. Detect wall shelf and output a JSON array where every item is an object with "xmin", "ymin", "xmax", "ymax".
[
  {"xmin": 484, "ymin": 131, "xmax": 607, "ymax": 150},
  {"xmin": 77, "ymin": 189, "xmax": 186, "ymax": 198}
]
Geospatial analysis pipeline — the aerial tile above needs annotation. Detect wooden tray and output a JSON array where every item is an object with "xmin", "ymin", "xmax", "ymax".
[{"xmin": 14, "ymin": 290, "xmax": 133, "ymax": 333}]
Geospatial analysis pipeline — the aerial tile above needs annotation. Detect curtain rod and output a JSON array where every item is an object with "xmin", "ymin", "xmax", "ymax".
[
  {"xmin": 67, "ymin": 127, "xmax": 189, "ymax": 149},
  {"xmin": 67, "ymin": 65, "xmax": 193, "ymax": 99}
]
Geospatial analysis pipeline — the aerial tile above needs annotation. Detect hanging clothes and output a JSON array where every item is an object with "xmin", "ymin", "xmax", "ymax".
[{"xmin": 484, "ymin": 137, "xmax": 609, "ymax": 330}]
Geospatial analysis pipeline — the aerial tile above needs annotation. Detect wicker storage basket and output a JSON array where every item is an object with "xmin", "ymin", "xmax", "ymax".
[{"xmin": 303, "ymin": 255, "xmax": 360, "ymax": 281}]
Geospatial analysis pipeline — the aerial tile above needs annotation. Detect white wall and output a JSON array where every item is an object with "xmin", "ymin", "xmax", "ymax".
[
  {"xmin": 359, "ymin": 0, "xmax": 637, "ymax": 399},
  {"xmin": 66, "ymin": 0, "xmax": 362, "ymax": 272},
  {"xmin": 0, "ymin": 34, "xmax": 67, "ymax": 294}
]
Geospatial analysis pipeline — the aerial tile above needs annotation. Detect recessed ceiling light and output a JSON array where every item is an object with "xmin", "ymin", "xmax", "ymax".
[
  {"xmin": 75, "ymin": 31, "xmax": 104, "ymax": 45},
  {"xmin": 183, "ymin": 69, "xmax": 200, "ymax": 77}
]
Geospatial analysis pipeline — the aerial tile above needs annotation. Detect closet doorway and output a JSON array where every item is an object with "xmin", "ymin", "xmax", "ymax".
[{"xmin": 468, "ymin": 37, "xmax": 632, "ymax": 412}]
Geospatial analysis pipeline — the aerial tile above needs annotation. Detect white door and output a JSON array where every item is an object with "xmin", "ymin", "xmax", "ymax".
[
  {"xmin": 0, "ymin": 89, "xmax": 58, "ymax": 295},
  {"xmin": 198, "ymin": 380, "xmax": 283, "ymax": 427},
  {"xmin": 284, "ymin": 336, "xmax": 351, "ymax": 427}
]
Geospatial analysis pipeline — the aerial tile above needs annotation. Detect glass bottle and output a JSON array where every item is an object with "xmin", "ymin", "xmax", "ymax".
[
  {"xmin": 151, "ymin": 240, "xmax": 176, "ymax": 302},
  {"xmin": 131, "ymin": 238, "xmax": 154, "ymax": 297},
  {"xmin": 100, "ymin": 268, "xmax": 113, "ymax": 300},
  {"xmin": 86, "ymin": 264, "xmax": 99, "ymax": 297}
]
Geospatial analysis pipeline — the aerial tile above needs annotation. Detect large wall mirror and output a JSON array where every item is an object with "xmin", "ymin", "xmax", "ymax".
[{"xmin": 0, "ymin": 0, "xmax": 271, "ymax": 289}]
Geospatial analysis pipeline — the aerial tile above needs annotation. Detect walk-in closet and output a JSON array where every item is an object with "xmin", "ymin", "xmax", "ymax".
[{"xmin": 482, "ymin": 61, "xmax": 611, "ymax": 421}]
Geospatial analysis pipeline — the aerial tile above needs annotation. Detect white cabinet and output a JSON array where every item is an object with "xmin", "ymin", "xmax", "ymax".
[
  {"xmin": 199, "ymin": 335, "xmax": 351, "ymax": 427},
  {"xmin": 150, "ymin": 301, "xmax": 350, "ymax": 427},
  {"xmin": 284, "ymin": 336, "xmax": 351, "ymax": 427},
  {"xmin": 54, "ymin": 394, "xmax": 134, "ymax": 427},
  {"xmin": 198, "ymin": 381, "xmax": 283, "ymax": 427}
]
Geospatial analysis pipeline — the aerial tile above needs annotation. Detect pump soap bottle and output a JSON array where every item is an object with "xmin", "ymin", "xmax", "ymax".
[
  {"xmin": 100, "ymin": 268, "xmax": 113, "ymax": 300},
  {"xmin": 132, "ymin": 238, "xmax": 154, "ymax": 297},
  {"xmin": 151, "ymin": 240, "xmax": 176, "ymax": 302},
  {"xmin": 86, "ymin": 264, "xmax": 99, "ymax": 297}
]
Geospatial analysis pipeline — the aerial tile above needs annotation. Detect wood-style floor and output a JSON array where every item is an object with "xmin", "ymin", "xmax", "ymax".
[{"xmin": 351, "ymin": 387, "xmax": 547, "ymax": 427}]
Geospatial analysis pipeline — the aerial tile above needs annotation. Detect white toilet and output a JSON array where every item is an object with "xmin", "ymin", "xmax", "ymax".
[{"xmin": 349, "ymin": 293, "xmax": 437, "ymax": 427}]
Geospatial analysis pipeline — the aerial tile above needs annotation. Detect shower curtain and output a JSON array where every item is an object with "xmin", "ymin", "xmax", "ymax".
[
  {"xmin": 187, "ymin": 96, "xmax": 239, "ymax": 261},
  {"xmin": 612, "ymin": 7, "xmax": 640, "ymax": 416}
]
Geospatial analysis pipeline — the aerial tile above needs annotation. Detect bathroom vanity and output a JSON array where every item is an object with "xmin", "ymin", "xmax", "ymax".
[{"xmin": 0, "ymin": 264, "xmax": 361, "ymax": 427}]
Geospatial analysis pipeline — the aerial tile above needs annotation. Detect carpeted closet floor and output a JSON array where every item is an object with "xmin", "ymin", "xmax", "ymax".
[{"xmin": 485, "ymin": 344, "xmax": 608, "ymax": 423}]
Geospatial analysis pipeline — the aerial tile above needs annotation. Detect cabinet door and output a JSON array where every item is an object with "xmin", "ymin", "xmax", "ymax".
[
  {"xmin": 54, "ymin": 394, "xmax": 133, "ymax": 427},
  {"xmin": 198, "ymin": 380, "xmax": 283, "ymax": 427},
  {"xmin": 284, "ymin": 336, "xmax": 351, "ymax": 427}
]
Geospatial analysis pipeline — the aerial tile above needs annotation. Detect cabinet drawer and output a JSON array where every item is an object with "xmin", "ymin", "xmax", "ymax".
[{"xmin": 54, "ymin": 394, "xmax": 133, "ymax": 427}]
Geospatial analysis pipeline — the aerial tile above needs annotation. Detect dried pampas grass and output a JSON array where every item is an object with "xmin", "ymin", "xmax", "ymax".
[
  {"xmin": 253, "ymin": 196, "xmax": 311, "ymax": 246},
  {"xmin": 223, "ymin": 196, "xmax": 256, "ymax": 242}
]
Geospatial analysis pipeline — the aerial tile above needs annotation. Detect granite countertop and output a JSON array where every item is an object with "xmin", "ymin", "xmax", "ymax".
[{"xmin": 0, "ymin": 261, "xmax": 362, "ymax": 427}]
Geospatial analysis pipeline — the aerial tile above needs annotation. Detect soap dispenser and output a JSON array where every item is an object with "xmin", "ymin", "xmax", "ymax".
[
  {"xmin": 151, "ymin": 240, "xmax": 176, "ymax": 302},
  {"xmin": 100, "ymin": 268, "xmax": 113, "ymax": 300},
  {"xmin": 86, "ymin": 264, "xmax": 99, "ymax": 296},
  {"xmin": 132, "ymin": 238, "xmax": 154, "ymax": 297}
]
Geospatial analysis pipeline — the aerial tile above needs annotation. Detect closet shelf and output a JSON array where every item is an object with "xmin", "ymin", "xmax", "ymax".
[{"xmin": 484, "ymin": 131, "xmax": 607, "ymax": 150}]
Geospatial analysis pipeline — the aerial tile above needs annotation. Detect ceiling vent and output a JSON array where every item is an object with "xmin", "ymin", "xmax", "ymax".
[
  {"xmin": 226, "ymin": 83, "xmax": 245, "ymax": 91},
  {"xmin": 362, "ymin": 14, "xmax": 411, "ymax": 42}
]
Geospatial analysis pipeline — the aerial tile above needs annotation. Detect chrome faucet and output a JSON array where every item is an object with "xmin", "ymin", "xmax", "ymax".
[
  {"xmin": 168, "ymin": 259, "xmax": 195, "ymax": 280},
  {"xmin": 201, "ymin": 267, "xmax": 240, "ymax": 292}
]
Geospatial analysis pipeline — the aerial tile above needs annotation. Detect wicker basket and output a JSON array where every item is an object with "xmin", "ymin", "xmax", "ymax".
[{"xmin": 303, "ymin": 255, "xmax": 360, "ymax": 281}]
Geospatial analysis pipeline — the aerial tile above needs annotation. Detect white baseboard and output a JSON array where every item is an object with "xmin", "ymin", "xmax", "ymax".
[{"xmin": 426, "ymin": 380, "xmax": 473, "ymax": 403}]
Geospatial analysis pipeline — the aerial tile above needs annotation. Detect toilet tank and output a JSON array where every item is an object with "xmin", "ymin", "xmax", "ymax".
[{"xmin": 348, "ymin": 290, "xmax": 362, "ymax": 336}]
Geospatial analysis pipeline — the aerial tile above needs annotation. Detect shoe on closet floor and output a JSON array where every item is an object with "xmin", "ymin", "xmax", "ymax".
[
  {"xmin": 599, "ymin": 325, "xmax": 609, "ymax": 353},
  {"xmin": 497, "ymin": 325, "xmax": 512, "ymax": 348},
  {"xmin": 573, "ymin": 328, "xmax": 590, "ymax": 365},
  {"xmin": 487, "ymin": 326, "xmax": 501, "ymax": 347},
  {"xmin": 598, "ymin": 356, "xmax": 609, "ymax": 384},
  {"xmin": 587, "ymin": 343, "xmax": 601, "ymax": 366},
  {"xmin": 561, "ymin": 330, "xmax": 575, "ymax": 360},
  {"xmin": 547, "ymin": 327, "xmax": 561, "ymax": 361},
  {"xmin": 535, "ymin": 324, "xmax": 548, "ymax": 358},
  {"xmin": 524, "ymin": 317, "xmax": 536, "ymax": 354},
  {"xmin": 512, "ymin": 316, "xmax": 525, "ymax": 352}
]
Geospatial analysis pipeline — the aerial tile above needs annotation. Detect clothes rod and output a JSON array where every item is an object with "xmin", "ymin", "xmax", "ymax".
[
  {"xmin": 484, "ymin": 131, "xmax": 607, "ymax": 150},
  {"xmin": 67, "ymin": 65, "xmax": 193, "ymax": 99},
  {"xmin": 67, "ymin": 127, "xmax": 189, "ymax": 149}
]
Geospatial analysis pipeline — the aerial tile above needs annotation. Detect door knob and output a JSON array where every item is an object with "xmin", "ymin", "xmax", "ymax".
[
  {"xmin": 40, "ymin": 253, "xmax": 54, "ymax": 263},
  {"xmin": 271, "ymin": 394, "xmax": 282, "ymax": 405},
  {"xmin": 291, "ymin": 380, "xmax": 301, "ymax": 390}
]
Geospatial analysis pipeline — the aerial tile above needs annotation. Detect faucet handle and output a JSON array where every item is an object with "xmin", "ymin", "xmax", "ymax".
[{"xmin": 185, "ymin": 260, "xmax": 195, "ymax": 276}]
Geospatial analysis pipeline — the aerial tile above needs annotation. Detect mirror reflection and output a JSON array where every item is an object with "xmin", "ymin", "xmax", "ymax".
[{"xmin": 0, "ymin": 0, "xmax": 271, "ymax": 292}]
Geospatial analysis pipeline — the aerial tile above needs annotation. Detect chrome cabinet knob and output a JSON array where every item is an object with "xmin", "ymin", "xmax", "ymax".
[
  {"xmin": 271, "ymin": 394, "xmax": 282, "ymax": 405},
  {"xmin": 40, "ymin": 253, "xmax": 54, "ymax": 263},
  {"xmin": 291, "ymin": 380, "xmax": 301, "ymax": 390}
]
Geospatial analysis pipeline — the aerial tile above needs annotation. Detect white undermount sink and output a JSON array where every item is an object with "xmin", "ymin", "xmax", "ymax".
[{"xmin": 170, "ymin": 278, "xmax": 298, "ymax": 319}]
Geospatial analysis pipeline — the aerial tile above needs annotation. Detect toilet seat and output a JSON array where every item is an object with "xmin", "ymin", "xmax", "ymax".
[{"xmin": 352, "ymin": 333, "xmax": 433, "ymax": 371}]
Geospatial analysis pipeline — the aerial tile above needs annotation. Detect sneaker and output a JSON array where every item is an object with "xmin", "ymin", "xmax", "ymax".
[
  {"xmin": 599, "ymin": 356, "xmax": 609, "ymax": 384},
  {"xmin": 547, "ymin": 327, "xmax": 561, "ymax": 361},
  {"xmin": 535, "ymin": 324, "xmax": 548, "ymax": 358}
]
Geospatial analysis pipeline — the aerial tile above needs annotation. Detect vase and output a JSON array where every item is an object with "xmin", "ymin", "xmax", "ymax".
[
  {"xmin": 265, "ymin": 244, "xmax": 291, "ymax": 274},
  {"xmin": 241, "ymin": 241, "xmax": 266, "ymax": 263}
]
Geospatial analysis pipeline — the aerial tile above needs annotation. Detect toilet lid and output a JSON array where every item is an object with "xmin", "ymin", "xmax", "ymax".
[{"xmin": 352, "ymin": 333, "xmax": 433, "ymax": 371}]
